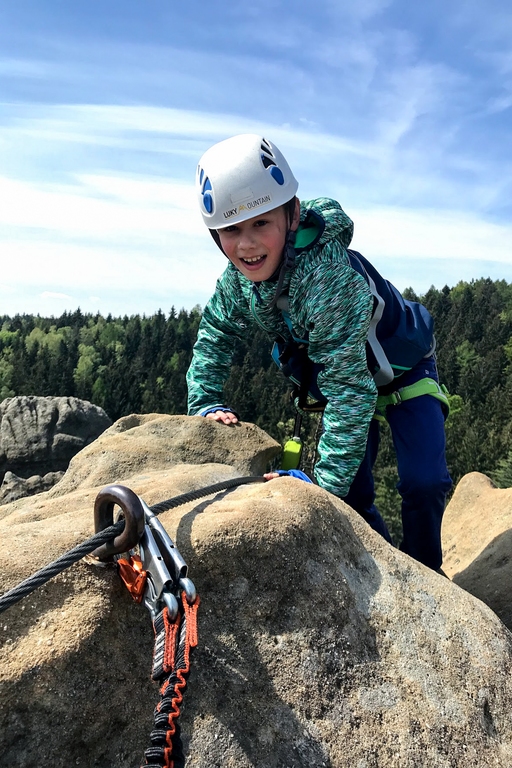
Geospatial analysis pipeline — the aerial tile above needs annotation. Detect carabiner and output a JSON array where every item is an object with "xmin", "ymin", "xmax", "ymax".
[
  {"xmin": 136, "ymin": 498, "xmax": 197, "ymax": 618},
  {"xmin": 140, "ymin": 500, "xmax": 188, "ymax": 584},
  {"xmin": 138, "ymin": 522, "xmax": 180, "ymax": 619}
]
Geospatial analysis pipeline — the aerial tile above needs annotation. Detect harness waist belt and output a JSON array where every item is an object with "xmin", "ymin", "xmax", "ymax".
[{"xmin": 376, "ymin": 378, "xmax": 450, "ymax": 414}]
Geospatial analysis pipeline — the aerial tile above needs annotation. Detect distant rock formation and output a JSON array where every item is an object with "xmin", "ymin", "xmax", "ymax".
[
  {"xmin": 442, "ymin": 471, "xmax": 512, "ymax": 631},
  {"xmin": 0, "ymin": 470, "xmax": 65, "ymax": 505},
  {"xmin": 1, "ymin": 417, "xmax": 512, "ymax": 767},
  {"xmin": 0, "ymin": 395, "xmax": 112, "ymax": 502}
]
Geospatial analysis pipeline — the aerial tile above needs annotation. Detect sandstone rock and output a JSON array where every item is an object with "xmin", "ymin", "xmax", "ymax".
[
  {"xmin": 1, "ymin": 422, "xmax": 512, "ymax": 767},
  {"xmin": 0, "ymin": 396, "xmax": 112, "ymax": 490},
  {"xmin": 48, "ymin": 413, "xmax": 281, "ymax": 497},
  {"xmin": 0, "ymin": 470, "xmax": 65, "ymax": 504},
  {"xmin": 442, "ymin": 471, "xmax": 512, "ymax": 631}
]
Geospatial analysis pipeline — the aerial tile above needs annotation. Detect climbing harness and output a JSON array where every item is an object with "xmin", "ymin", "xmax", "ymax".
[
  {"xmin": 94, "ymin": 485, "xmax": 200, "ymax": 768},
  {"xmin": 374, "ymin": 378, "xmax": 451, "ymax": 422},
  {"xmin": 280, "ymin": 377, "xmax": 450, "ymax": 471}
]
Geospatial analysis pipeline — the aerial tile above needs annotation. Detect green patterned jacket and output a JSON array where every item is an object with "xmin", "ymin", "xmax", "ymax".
[{"xmin": 186, "ymin": 197, "xmax": 377, "ymax": 498}]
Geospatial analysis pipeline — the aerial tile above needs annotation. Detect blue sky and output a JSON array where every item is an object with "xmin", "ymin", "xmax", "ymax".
[{"xmin": 1, "ymin": 0, "xmax": 511, "ymax": 317}]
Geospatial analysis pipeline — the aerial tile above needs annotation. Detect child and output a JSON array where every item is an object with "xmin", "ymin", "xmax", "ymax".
[{"xmin": 187, "ymin": 133, "xmax": 452, "ymax": 571}]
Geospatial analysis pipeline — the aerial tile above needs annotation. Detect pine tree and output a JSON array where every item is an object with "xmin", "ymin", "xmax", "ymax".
[{"xmin": 492, "ymin": 450, "xmax": 512, "ymax": 489}]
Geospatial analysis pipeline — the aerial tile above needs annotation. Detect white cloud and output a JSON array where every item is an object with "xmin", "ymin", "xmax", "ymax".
[
  {"xmin": 0, "ymin": 0, "xmax": 511, "ymax": 322},
  {"xmin": 0, "ymin": 174, "xmax": 202, "ymax": 241},
  {"xmin": 0, "ymin": 93, "xmax": 510, "ymax": 318},
  {"xmin": 40, "ymin": 291, "xmax": 73, "ymax": 300},
  {"xmin": 352, "ymin": 206, "xmax": 512, "ymax": 262},
  {"xmin": 0, "ymin": 235, "xmax": 225, "ymax": 291},
  {"xmin": 351, "ymin": 206, "xmax": 512, "ymax": 292}
]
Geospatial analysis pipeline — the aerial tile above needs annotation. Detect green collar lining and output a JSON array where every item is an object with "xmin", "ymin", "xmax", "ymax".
[{"xmin": 294, "ymin": 209, "xmax": 325, "ymax": 251}]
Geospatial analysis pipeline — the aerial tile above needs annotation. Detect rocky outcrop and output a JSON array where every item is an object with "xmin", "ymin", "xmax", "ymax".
[
  {"xmin": 1, "ymin": 419, "xmax": 512, "ymax": 767},
  {"xmin": 0, "ymin": 396, "xmax": 112, "ymax": 501},
  {"xmin": 0, "ymin": 470, "xmax": 65, "ymax": 504},
  {"xmin": 47, "ymin": 412, "xmax": 281, "ymax": 497},
  {"xmin": 442, "ymin": 471, "xmax": 512, "ymax": 631}
]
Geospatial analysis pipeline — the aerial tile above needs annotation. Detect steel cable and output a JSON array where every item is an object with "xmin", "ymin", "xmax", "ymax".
[{"xmin": 0, "ymin": 475, "xmax": 266, "ymax": 614}]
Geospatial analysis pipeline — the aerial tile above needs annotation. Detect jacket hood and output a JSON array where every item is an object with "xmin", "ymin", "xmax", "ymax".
[{"xmin": 296, "ymin": 198, "xmax": 354, "ymax": 252}]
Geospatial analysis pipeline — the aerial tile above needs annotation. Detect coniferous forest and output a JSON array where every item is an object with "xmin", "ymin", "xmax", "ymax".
[{"xmin": 1, "ymin": 278, "xmax": 512, "ymax": 540}]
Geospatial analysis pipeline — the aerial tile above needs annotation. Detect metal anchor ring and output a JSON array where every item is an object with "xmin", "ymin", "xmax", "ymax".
[{"xmin": 92, "ymin": 484, "xmax": 145, "ymax": 561}]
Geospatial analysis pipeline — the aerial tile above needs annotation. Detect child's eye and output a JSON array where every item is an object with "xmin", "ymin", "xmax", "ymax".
[
  {"xmin": 222, "ymin": 225, "xmax": 238, "ymax": 233},
  {"xmin": 254, "ymin": 219, "xmax": 268, "ymax": 227}
]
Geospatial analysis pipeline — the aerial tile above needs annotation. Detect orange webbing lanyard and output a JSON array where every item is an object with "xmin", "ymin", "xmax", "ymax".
[{"xmin": 143, "ymin": 595, "xmax": 200, "ymax": 768}]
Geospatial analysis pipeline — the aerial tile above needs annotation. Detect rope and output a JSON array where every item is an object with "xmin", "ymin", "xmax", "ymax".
[{"xmin": 0, "ymin": 475, "xmax": 266, "ymax": 614}]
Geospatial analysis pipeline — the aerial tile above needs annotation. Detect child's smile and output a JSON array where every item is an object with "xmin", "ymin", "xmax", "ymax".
[{"xmin": 217, "ymin": 205, "xmax": 296, "ymax": 282}]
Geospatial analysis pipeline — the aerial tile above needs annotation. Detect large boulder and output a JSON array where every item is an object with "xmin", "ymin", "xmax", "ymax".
[
  {"xmin": 47, "ymin": 412, "xmax": 281, "ymax": 497},
  {"xmin": 0, "ymin": 396, "xmax": 112, "ymax": 501},
  {"xmin": 442, "ymin": 471, "xmax": 512, "ymax": 631},
  {"xmin": 1, "ymin": 420, "xmax": 512, "ymax": 767}
]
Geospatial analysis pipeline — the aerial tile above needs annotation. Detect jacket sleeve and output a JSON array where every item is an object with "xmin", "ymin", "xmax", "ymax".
[
  {"xmin": 291, "ymin": 254, "xmax": 377, "ymax": 498},
  {"xmin": 187, "ymin": 274, "xmax": 248, "ymax": 415}
]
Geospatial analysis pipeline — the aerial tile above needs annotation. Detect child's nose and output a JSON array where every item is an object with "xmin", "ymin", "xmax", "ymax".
[{"xmin": 238, "ymin": 230, "xmax": 257, "ymax": 250}]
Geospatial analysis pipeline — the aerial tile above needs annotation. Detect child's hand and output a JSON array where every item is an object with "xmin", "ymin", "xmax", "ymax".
[
  {"xmin": 264, "ymin": 470, "xmax": 313, "ymax": 483},
  {"xmin": 205, "ymin": 410, "xmax": 238, "ymax": 424}
]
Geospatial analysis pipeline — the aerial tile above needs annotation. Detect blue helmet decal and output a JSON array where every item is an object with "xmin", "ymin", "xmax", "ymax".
[
  {"xmin": 198, "ymin": 167, "xmax": 214, "ymax": 214},
  {"xmin": 260, "ymin": 142, "xmax": 285, "ymax": 186},
  {"xmin": 270, "ymin": 166, "xmax": 285, "ymax": 185}
]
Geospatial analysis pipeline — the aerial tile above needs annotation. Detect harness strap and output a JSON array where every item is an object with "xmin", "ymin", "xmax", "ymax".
[{"xmin": 375, "ymin": 378, "xmax": 450, "ymax": 417}]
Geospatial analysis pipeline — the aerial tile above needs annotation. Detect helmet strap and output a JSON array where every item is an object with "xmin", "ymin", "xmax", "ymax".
[
  {"xmin": 268, "ymin": 228, "xmax": 296, "ymax": 309},
  {"xmin": 209, "ymin": 228, "xmax": 226, "ymax": 254}
]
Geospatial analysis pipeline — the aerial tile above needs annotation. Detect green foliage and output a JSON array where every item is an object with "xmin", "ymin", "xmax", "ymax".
[
  {"xmin": 0, "ymin": 357, "xmax": 15, "ymax": 400},
  {"xmin": 0, "ymin": 308, "xmax": 203, "ymax": 421},
  {"xmin": 504, "ymin": 337, "xmax": 512, "ymax": 364},
  {"xmin": 455, "ymin": 340, "xmax": 480, "ymax": 373},
  {"xmin": 492, "ymin": 450, "xmax": 512, "ymax": 488}
]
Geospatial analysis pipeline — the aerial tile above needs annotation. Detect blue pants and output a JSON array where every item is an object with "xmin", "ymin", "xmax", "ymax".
[{"xmin": 343, "ymin": 356, "xmax": 452, "ymax": 570}]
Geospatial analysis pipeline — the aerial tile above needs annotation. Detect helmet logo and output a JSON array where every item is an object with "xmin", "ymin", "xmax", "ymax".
[
  {"xmin": 198, "ymin": 166, "xmax": 214, "ymax": 214},
  {"xmin": 260, "ymin": 140, "xmax": 285, "ymax": 186},
  {"xmin": 222, "ymin": 193, "xmax": 272, "ymax": 220}
]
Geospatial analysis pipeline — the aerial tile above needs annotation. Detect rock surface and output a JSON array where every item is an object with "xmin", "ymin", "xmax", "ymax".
[
  {"xmin": 1, "ymin": 420, "xmax": 512, "ymax": 768},
  {"xmin": 442, "ymin": 471, "xmax": 512, "ymax": 632},
  {"xmin": 0, "ymin": 470, "xmax": 65, "ymax": 504},
  {"xmin": 47, "ymin": 412, "xmax": 281, "ymax": 497},
  {"xmin": 0, "ymin": 396, "xmax": 112, "ymax": 501}
]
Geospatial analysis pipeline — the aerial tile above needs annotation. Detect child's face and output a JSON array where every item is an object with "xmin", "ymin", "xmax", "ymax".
[{"xmin": 217, "ymin": 204, "xmax": 295, "ymax": 282}]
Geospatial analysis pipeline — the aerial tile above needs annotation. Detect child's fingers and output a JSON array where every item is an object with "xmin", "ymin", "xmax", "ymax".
[{"xmin": 205, "ymin": 410, "xmax": 238, "ymax": 424}]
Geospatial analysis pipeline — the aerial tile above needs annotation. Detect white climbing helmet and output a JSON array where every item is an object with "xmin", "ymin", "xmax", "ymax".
[{"xmin": 196, "ymin": 134, "xmax": 298, "ymax": 229}]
